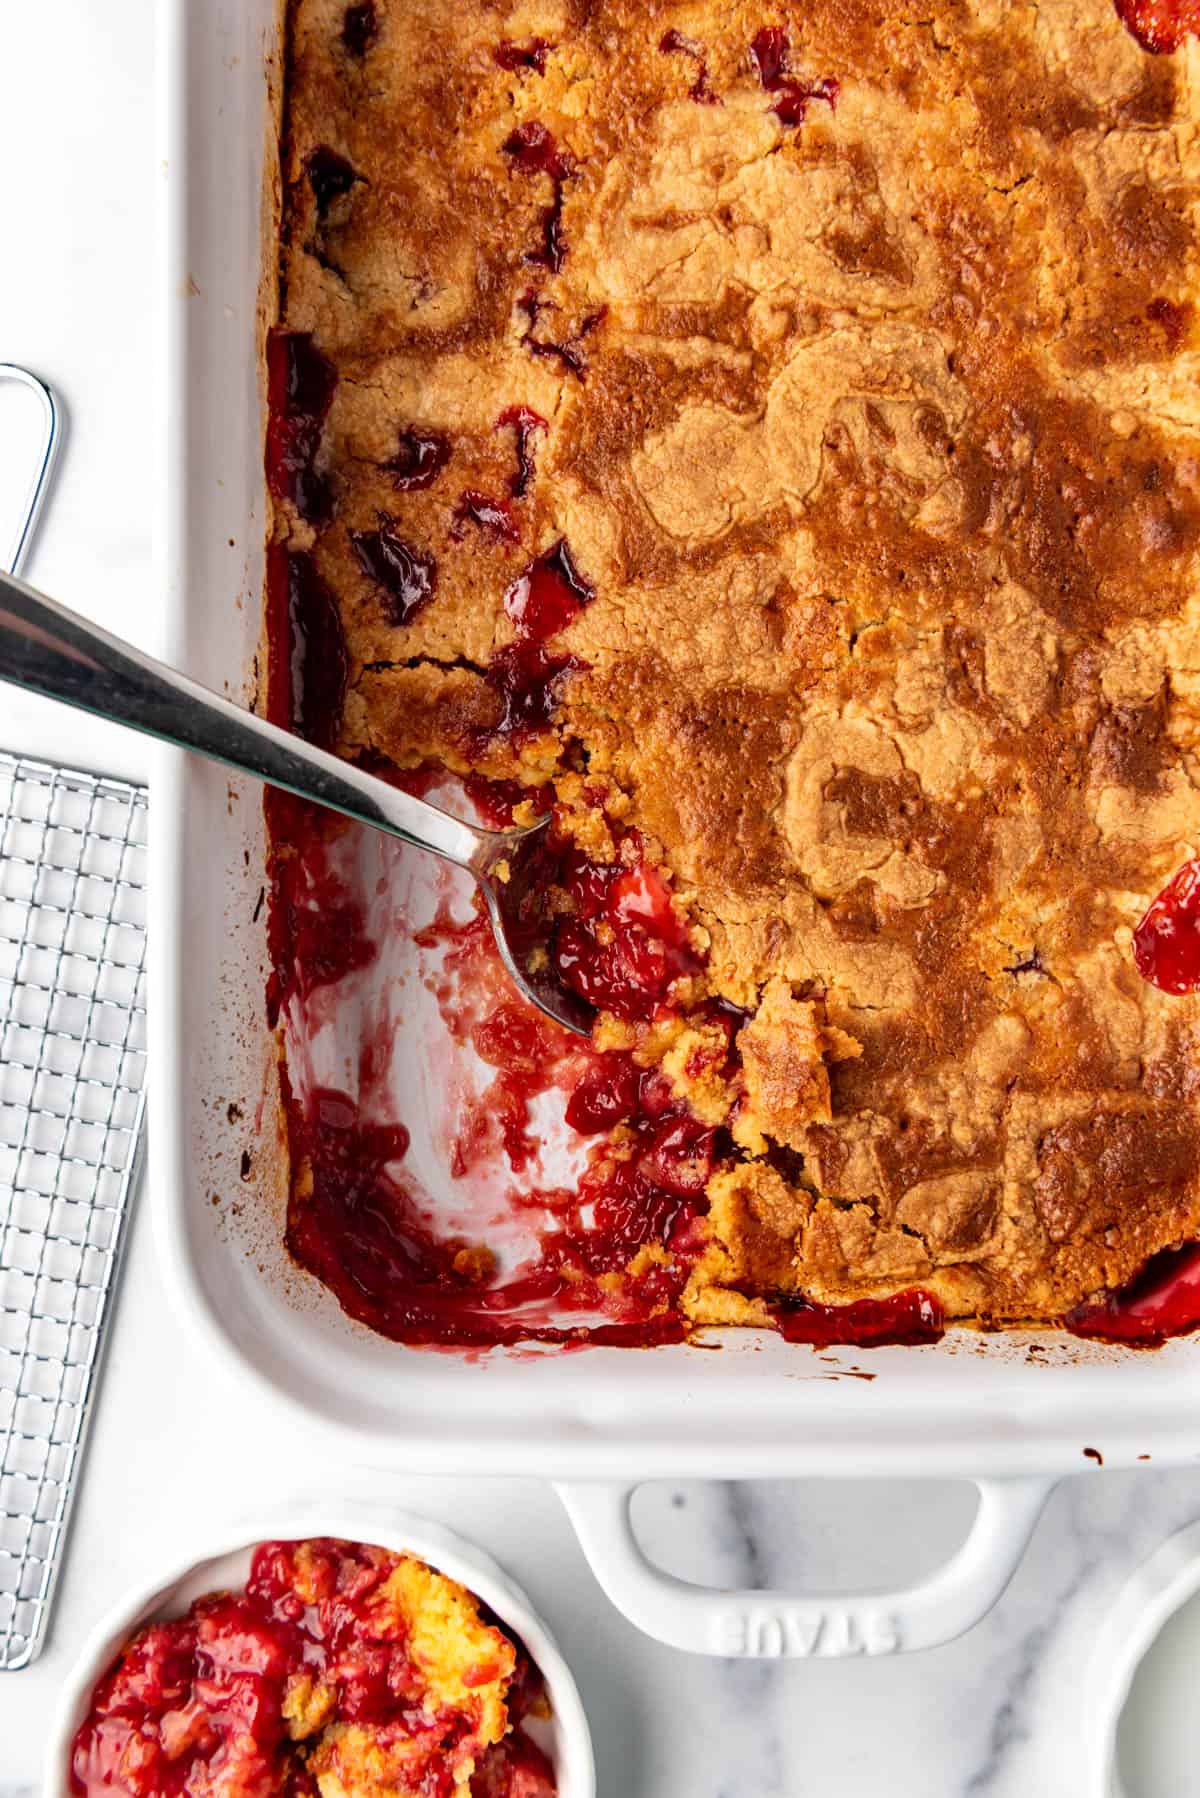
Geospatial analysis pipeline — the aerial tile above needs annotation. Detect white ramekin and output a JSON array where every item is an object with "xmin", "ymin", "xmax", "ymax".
[
  {"xmin": 43, "ymin": 1502, "xmax": 595, "ymax": 1797},
  {"xmin": 1088, "ymin": 1517, "xmax": 1200, "ymax": 1797}
]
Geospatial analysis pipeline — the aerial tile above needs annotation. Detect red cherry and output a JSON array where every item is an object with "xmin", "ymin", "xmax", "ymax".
[
  {"xmin": 342, "ymin": 3, "xmax": 378, "ymax": 56},
  {"xmin": 772, "ymin": 1289, "xmax": 944, "ymax": 1347},
  {"xmin": 1133, "ymin": 857, "xmax": 1200, "ymax": 992},
  {"xmin": 503, "ymin": 539, "xmax": 595, "ymax": 639},
  {"xmin": 495, "ymin": 38, "xmax": 552, "ymax": 73},
  {"xmin": 350, "ymin": 519, "xmax": 437, "ymax": 624},
  {"xmin": 1114, "ymin": 0, "xmax": 1200, "ymax": 53},
  {"xmin": 383, "ymin": 427, "xmax": 451, "ymax": 491},
  {"xmin": 1067, "ymin": 1241, "xmax": 1200, "ymax": 1343}
]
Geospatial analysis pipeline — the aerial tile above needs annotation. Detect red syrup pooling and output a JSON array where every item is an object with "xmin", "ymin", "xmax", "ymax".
[
  {"xmin": 501, "ymin": 123, "xmax": 574, "ymax": 272},
  {"xmin": 495, "ymin": 38, "xmax": 552, "ymax": 74},
  {"xmin": 351, "ymin": 517, "xmax": 437, "ymax": 624},
  {"xmin": 749, "ymin": 27, "xmax": 839, "ymax": 126},
  {"xmin": 267, "ymin": 773, "xmax": 704, "ymax": 1344},
  {"xmin": 516, "ymin": 290, "xmax": 606, "ymax": 379},
  {"xmin": 384, "ymin": 425, "xmax": 451, "ymax": 491},
  {"xmin": 1132, "ymin": 856, "xmax": 1200, "ymax": 993},
  {"xmin": 451, "ymin": 994, "xmax": 573, "ymax": 1176},
  {"xmin": 451, "ymin": 489, "xmax": 521, "ymax": 546},
  {"xmin": 1115, "ymin": 0, "xmax": 1200, "ymax": 51},
  {"xmin": 659, "ymin": 29, "xmax": 721, "ymax": 104},
  {"xmin": 266, "ymin": 328, "xmax": 337, "ymax": 524},
  {"xmin": 69, "ymin": 1537, "xmax": 554, "ymax": 1798},
  {"xmin": 497, "ymin": 405, "xmax": 547, "ymax": 498},
  {"xmin": 305, "ymin": 144, "xmax": 359, "ymax": 215},
  {"xmin": 771, "ymin": 1288, "xmax": 945, "ymax": 1348},
  {"xmin": 265, "ymin": 545, "xmax": 349, "ymax": 754},
  {"xmin": 265, "ymin": 822, "xmax": 378, "ymax": 1031},
  {"xmin": 262, "ymin": 545, "xmax": 352, "ymax": 1025},
  {"xmin": 1066, "ymin": 1241, "xmax": 1200, "ymax": 1344},
  {"xmin": 342, "ymin": 1, "xmax": 378, "ymax": 57},
  {"xmin": 282, "ymin": 1044, "xmax": 691, "ymax": 1346}
]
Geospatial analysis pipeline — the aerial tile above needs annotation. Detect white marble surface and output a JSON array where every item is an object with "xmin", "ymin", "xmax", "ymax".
[{"xmin": 4, "ymin": 4, "xmax": 1200, "ymax": 1794}]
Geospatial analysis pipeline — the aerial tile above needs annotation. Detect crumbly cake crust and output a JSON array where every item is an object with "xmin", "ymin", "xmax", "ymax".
[{"xmin": 275, "ymin": 0, "xmax": 1200, "ymax": 1328}]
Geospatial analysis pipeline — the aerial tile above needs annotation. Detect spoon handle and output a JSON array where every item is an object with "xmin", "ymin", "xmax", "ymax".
[{"xmin": 0, "ymin": 567, "xmax": 486, "ymax": 868}]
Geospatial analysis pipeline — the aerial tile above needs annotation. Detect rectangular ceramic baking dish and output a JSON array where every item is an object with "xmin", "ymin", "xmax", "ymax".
[{"xmin": 155, "ymin": 0, "xmax": 1200, "ymax": 1659}]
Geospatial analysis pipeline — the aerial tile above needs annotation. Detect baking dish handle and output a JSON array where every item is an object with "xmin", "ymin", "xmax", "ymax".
[{"xmin": 556, "ymin": 1476, "xmax": 1053, "ymax": 1657}]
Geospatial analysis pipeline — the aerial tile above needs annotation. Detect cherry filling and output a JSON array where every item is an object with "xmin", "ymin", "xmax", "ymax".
[
  {"xmin": 1132, "ymin": 856, "xmax": 1200, "ymax": 992},
  {"xmin": 283, "ymin": 1047, "xmax": 689, "ymax": 1346},
  {"xmin": 266, "ymin": 328, "xmax": 337, "ymax": 524},
  {"xmin": 266, "ymin": 863, "xmax": 378, "ymax": 1029},
  {"xmin": 495, "ymin": 38, "xmax": 552, "ymax": 73},
  {"xmin": 383, "ymin": 426, "xmax": 451, "ymax": 491},
  {"xmin": 481, "ymin": 642, "xmax": 583, "ymax": 741},
  {"xmin": 451, "ymin": 489, "xmax": 520, "ymax": 545},
  {"xmin": 749, "ymin": 27, "xmax": 839, "ymax": 125},
  {"xmin": 469, "ymin": 540, "xmax": 595, "ymax": 744},
  {"xmin": 458, "ymin": 998, "xmax": 570, "ymax": 1174},
  {"xmin": 501, "ymin": 123, "xmax": 574, "ymax": 271},
  {"xmin": 501, "ymin": 121, "xmax": 565, "ymax": 178},
  {"xmin": 503, "ymin": 538, "xmax": 594, "ymax": 638},
  {"xmin": 1066, "ymin": 1241, "xmax": 1200, "ymax": 1344},
  {"xmin": 748, "ymin": 25, "xmax": 789, "ymax": 85},
  {"xmin": 659, "ymin": 29, "xmax": 720, "ymax": 104},
  {"xmin": 69, "ymin": 1538, "xmax": 555, "ymax": 1798},
  {"xmin": 1146, "ymin": 295, "xmax": 1191, "ymax": 349},
  {"xmin": 497, "ymin": 404, "xmax": 547, "ymax": 497},
  {"xmin": 566, "ymin": 1070, "xmax": 718, "ymax": 1276},
  {"xmin": 341, "ymin": 1, "xmax": 378, "ymax": 57},
  {"xmin": 265, "ymin": 546, "xmax": 349, "ymax": 752},
  {"xmin": 284, "ymin": 1078, "xmax": 448, "ymax": 1286},
  {"xmin": 550, "ymin": 850, "xmax": 699, "ymax": 1022},
  {"xmin": 351, "ymin": 517, "xmax": 437, "ymax": 625},
  {"xmin": 473, "ymin": 1734, "xmax": 557, "ymax": 1798},
  {"xmin": 516, "ymin": 291, "xmax": 605, "ymax": 379},
  {"xmin": 431, "ymin": 917, "xmax": 713, "ymax": 1297},
  {"xmin": 305, "ymin": 144, "xmax": 359, "ymax": 215},
  {"xmin": 771, "ymin": 1289, "xmax": 945, "ymax": 1348},
  {"xmin": 1114, "ymin": 0, "xmax": 1200, "ymax": 51},
  {"xmin": 462, "ymin": 771, "xmax": 551, "ymax": 829}
]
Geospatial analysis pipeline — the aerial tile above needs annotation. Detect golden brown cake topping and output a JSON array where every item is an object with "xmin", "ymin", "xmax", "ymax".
[{"xmin": 269, "ymin": 0, "xmax": 1200, "ymax": 1340}]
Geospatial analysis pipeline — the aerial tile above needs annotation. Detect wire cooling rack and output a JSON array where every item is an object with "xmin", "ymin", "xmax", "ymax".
[{"xmin": 0, "ymin": 752, "xmax": 147, "ymax": 1669}]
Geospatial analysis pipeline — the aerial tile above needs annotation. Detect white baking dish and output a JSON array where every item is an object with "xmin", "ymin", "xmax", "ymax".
[
  {"xmin": 42, "ymin": 1502, "xmax": 594, "ymax": 1795},
  {"xmin": 155, "ymin": 0, "xmax": 1200, "ymax": 1661}
]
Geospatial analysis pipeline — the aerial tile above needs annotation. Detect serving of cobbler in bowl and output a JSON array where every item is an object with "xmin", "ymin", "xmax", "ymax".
[
  {"xmin": 62, "ymin": 1533, "xmax": 581, "ymax": 1797},
  {"xmin": 261, "ymin": 0, "xmax": 1200, "ymax": 1351}
]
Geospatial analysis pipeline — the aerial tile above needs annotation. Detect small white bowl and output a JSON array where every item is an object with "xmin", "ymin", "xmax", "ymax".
[
  {"xmin": 44, "ymin": 1502, "xmax": 595, "ymax": 1797},
  {"xmin": 1089, "ymin": 1517, "xmax": 1200, "ymax": 1797}
]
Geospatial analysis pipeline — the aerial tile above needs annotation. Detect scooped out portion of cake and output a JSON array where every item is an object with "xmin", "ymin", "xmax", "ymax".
[
  {"xmin": 69, "ymin": 1537, "xmax": 557, "ymax": 1797},
  {"xmin": 265, "ymin": 0, "xmax": 1200, "ymax": 1346}
]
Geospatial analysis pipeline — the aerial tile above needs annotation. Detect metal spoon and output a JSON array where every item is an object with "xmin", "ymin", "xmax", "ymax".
[{"xmin": 0, "ymin": 567, "xmax": 591, "ymax": 1036}]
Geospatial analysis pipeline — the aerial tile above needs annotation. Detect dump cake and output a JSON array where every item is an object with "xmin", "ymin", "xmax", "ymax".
[
  {"xmin": 70, "ymin": 1538, "xmax": 557, "ymax": 1797},
  {"xmin": 265, "ymin": 0, "xmax": 1200, "ymax": 1346}
]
